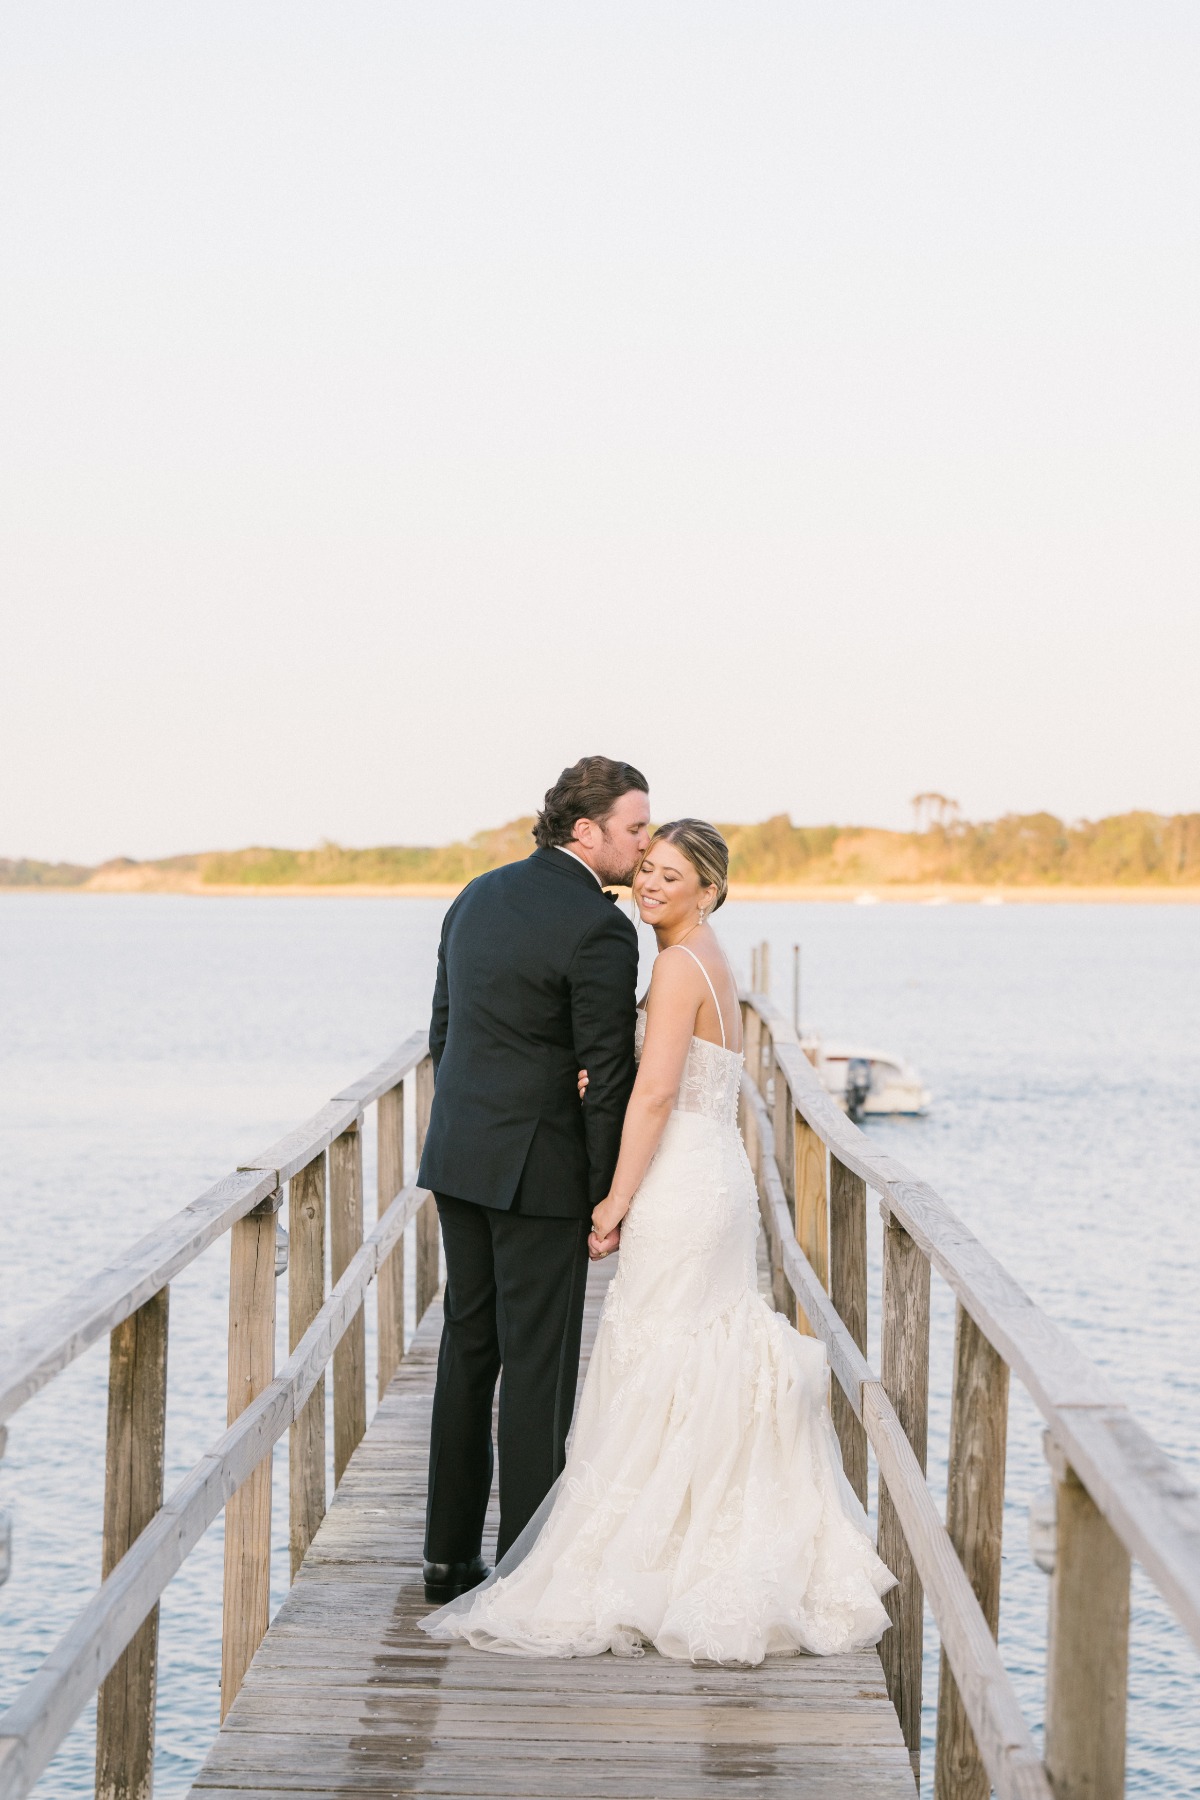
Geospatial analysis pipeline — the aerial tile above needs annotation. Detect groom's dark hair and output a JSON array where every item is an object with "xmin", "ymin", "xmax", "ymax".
[{"xmin": 533, "ymin": 756, "xmax": 649, "ymax": 850}]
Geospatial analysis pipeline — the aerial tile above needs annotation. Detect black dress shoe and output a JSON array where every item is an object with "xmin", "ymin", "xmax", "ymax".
[{"xmin": 422, "ymin": 1555, "xmax": 490, "ymax": 1603}]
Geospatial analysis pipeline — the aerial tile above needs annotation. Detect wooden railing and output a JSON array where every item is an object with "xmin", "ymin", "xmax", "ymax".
[
  {"xmin": 4, "ymin": 993, "xmax": 1198, "ymax": 1800},
  {"xmin": 0, "ymin": 1032, "xmax": 437, "ymax": 1800},
  {"xmin": 740, "ymin": 982, "xmax": 1200, "ymax": 1800}
]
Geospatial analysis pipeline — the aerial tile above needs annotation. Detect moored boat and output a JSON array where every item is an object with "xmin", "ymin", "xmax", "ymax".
[{"xmin": 812, "ymin": 1042, "xmax": 931, "ymax": 1118}]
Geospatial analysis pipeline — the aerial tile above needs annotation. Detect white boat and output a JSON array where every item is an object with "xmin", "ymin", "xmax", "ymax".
[{"xmin": 813, "ymin": 1042, "xmax": 931, "ymax": 1118}]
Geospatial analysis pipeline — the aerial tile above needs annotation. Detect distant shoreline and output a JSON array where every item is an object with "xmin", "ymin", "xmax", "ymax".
[
  {"xmin": 7, "ymin": 880, "xmax": 1200, "ymax": 904},
  {"xmin": 7, "ymin": 809, "xmax": 1200, "ymax": 897}
]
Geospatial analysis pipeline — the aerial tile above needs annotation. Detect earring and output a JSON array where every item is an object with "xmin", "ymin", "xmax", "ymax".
[{"xmin": 697, "ymin": 907, "xmax": 707, "ymax": 925}]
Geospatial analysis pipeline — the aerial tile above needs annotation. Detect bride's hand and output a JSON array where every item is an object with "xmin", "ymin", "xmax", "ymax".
[
  {"xmin": 577, "ymin": 1068, "xmax": 589, "ymax": 1100},
  {"xmin": 590, "ymin": 1195, "xmax": 629, "ymax": 1252},
  {"xmin": 588, "ymin": 1222, "xmax": 621, "ymax": 1261}
]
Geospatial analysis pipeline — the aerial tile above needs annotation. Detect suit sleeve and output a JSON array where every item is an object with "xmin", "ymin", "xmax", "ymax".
[
  {"xmin": 428, "ymin": 917, "xmax": 450, "ymax": 1077},
  {"xmin": 568, "ymin": 911, "xmax": 640, "ymax": 1206}
]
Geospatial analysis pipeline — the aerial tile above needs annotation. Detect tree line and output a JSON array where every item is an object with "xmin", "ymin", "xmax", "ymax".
[{"xmin": 4, "ymin": 810, "xmax": 1199, "ymax": 890}]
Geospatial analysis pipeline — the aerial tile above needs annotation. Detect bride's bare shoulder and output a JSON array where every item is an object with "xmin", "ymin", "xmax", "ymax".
[{"xmin": 645, "ymin": 945, "xmax": 703, "ymax": 1012}]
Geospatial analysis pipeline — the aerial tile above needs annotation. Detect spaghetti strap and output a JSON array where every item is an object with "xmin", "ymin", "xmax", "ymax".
[{"xmin": 662, "ymin": 943, "xmax": 727, "ymax": 1048}]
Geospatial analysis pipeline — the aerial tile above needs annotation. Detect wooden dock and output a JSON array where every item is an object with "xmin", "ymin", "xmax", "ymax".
[
  {"xmin": 189, "ymin": 1260, "xmax": 913, "ymax": 1800},
  {"xmin": 3, "ymin": 972, "xmax": 1199, "ymax": 1800}
]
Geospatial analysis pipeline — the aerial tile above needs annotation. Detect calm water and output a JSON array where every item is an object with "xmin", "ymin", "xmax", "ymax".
[{"xmin": 1, "ymin": 894, "xmax": 1198, "ymax": 1796}]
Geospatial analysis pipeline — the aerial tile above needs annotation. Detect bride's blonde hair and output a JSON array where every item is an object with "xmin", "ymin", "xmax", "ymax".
[{"xmin": 646, "ymin": 819, "xmax": 730, "ymax": 912}]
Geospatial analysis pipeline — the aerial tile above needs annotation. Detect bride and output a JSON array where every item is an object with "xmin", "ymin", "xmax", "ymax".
[{"xmin": 421, "ymin": 819, "xmax": 894, "ymax": 1664}]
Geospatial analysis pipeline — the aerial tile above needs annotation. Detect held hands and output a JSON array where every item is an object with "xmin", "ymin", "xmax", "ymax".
[
  {"xmin": 588, "ymin": 1192, "xmax": 627, "ymax": 1260},
  {"xmin": 578, "ymin": 1069, "xmax": 620, "ymax": 1258},
  {"xmin": 587, "ymin": 1223, "xmax": 620, "ymax": 1261}
]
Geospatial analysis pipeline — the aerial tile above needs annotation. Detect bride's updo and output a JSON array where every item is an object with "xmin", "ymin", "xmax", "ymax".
[{"xmin": 648, "ymin": 819, "xmax": 730, "ymax": 912}]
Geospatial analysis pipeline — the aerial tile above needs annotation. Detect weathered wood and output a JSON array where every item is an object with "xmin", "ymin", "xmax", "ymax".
[
  {"xmin": 747, "ymin": 1068, "xmax": 1044, "ymax": 1794},
  {"xmin": 877, "ymin": 1209, "xmax": 930, "ymax": 1779},
  {"xmin": 862, "ymin": 1384, "xmax": 1052, "ymax": 1800},
  {"xmin": 741, "ymin": 1057, "xmax": 785, "ymax": 1312},
  {"xmin": 1046, "ymin": 1400, "xmax": 1200, "ymax": 1659},
  {"xmin": 757, "ymin": 1016, "xmax": 1200, "ymax": 1655},
  {"xmin": 0, "ymin": 1034, "xmax": 428, "ymax": 1431},
  {"xmin": 793, "ymin": 1115, "xmax": 829, "ymax": 1339},
  {"xmin": 772, "ymin": 1047, "xmax": 795, "ymax": 1213},
  {"xmin": 743, "ymin": 1003, "xmax": 763, "ymax": 1101},
  {"xmin": 936, "ymin": 1303, "xmax": 1010, "ymax": 1800},
  {"xmin": 771, "ymin": 1052, "xmax": 797, "ymax": 1320},
  {"xmin": 288, "ymin": 1154, "xmax": 327, "ymax": 1578},
  {"xmin": 221, "ymin": 1200, "xmax": 278, "ymax": 1720},
  {"xmin": 769, "ymin": 1024, "xmax": 1117, "ymax": 1414},
  {"xmin": 95, "ymin": 1288, "xmax": 169, "ymax": 1800},
  {"xmin": 9, "ymin": 999, "xmax": 1200, "ymax": 1800},
  {"xmin": 770, "ymin": 1029, "xmax": 1120, "ymax": 1410},
  {"xmin": 743, "ymin": 1078, "xmax": 869, "ymax": 1417},
  {"xmin": 330, "ymin": 1029, "xmax": 427, "ymax": 1107},
  {"xmin": 0, "ymin": 1167, "xmax": 276, "ymax": 1427},
  {"xmin": 376, "ymin": 1082, "xmax": 405, "ymax": 1397},
  {"xmin": 187, "ymin": 1266, "xmax": 916, "ymax": 1800},
  {"xmin": 329, "ymin": 1122, "xmax": 366, "ymax": 1485},
  {"xmin": 829, "ymin": 1154, "xmax": 868, "ymax": 1506},
  {"xmin": 414, "ymin": 1057, "xmax": 439, "ymax": 1321},
  {"xmin": 241, "ymin": 1099, "xmax": 361, "ymax": 1190},
  {"xmin": 0, "ymin": 1183, "xmax": 427, "ymax": 1800},
  {"xmin": 1044, "ymin": 1438, "xmax": 1131, "ymax": 1800},
  {"xmin": 737, "ymin": 1050, "xmax": 773, "ymax": 1314}
]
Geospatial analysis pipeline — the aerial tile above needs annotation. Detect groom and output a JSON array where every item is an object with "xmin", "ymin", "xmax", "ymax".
[{"xmin": 417, "ymin": 756, "xmax": 651, "ymax": 1601}]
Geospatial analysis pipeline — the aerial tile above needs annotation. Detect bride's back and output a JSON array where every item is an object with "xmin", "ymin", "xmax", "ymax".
[{"xmin": 650, "ymin": 935, "xmax": 742, "ymax": 1054}]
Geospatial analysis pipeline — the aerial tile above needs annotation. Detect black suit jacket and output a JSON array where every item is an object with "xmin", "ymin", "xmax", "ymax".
[{"xmin": 416, "ymin": 848, "xmax": 640, "ymax": 1218}]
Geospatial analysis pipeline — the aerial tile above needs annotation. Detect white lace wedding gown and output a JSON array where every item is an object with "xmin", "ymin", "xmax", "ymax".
[{"xmin": 422, "ymin": 954, "xmax": 895, "ymax": 1665}]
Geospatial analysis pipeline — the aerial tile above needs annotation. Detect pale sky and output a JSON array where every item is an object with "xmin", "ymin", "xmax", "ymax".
[{"xmin": 3, "ymin": 3, "xmax": 1198, "ymax": 864}]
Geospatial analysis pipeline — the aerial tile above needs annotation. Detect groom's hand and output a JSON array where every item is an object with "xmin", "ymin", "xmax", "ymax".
[{"xmin": 588, "ymin": 1225, "xmax": 620, "ymax": 1261}]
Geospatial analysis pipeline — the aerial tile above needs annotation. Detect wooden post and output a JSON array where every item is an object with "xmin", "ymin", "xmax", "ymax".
[
  {"xmin": 221, "ymin": 1194, "xmax": 279, "ymax": 1719},
  {"xmin": 329, "ymin": 1119, "xmax": 366, "ymax": 1486},
  {"xmin": 95, "ymin": 1287, "xmax": 169, "ymax": 1800},
  {"xmin": 792, "ymin": 1116, "xmax": 829, "ymax": 1338},
  {"xmin": 1044, "ymin": 1437, "xmax": 1131, "ymax": 1800},
  {"xmin": 376, "ymin": 1082, "xmax": 406, "ymax": 1397},
  {"xmin": 877, "ymin": 1209, "xmax": 931, "ymax": 1779},
  {"xmin": 772, "ymin": 1052, "xmax": 795, "ymax": 1214},
  {"xmin": 738, "ymin": 1068, "xmax": 759, "ymax": 1182},
  {"xmin": 935, "ymin": 1304, "xmax": 1010, "ymax": 1800},
  {"xmin": 771, "ymin": 1052, "xmax": 797, "ymax": 1320},
  {"xmin": 743, "ymin": 1006, "xmax": 763, "ymax": 1100},
  {"xmin": 792, "ymin": 942, "xmax": 801, "ymax": 1035},
  {"xmin": 289, "ymin": 1153, "xmax": 326, "ymax": 1578},
  {"xmin": 828, "ymin": 1155, "xmax": 868, "ymax": 1506},
  {"xmin": 738, "ymin": 999, "xmax": 752, "ymax": 1147},
  {"xmin": 738, "ymin": 1016, "xmax": 764, "ymax": 1210},
  {"xmin": 759, "ymin": 939, "xmax": 771, "ymax": 997},
  {"xmin": 414, "ymin": 1056, "xmax": 440, "ymax": 1321},
  {"xmin": 750, "ymin": 945, "xmax": 760, "ymax": 992}
]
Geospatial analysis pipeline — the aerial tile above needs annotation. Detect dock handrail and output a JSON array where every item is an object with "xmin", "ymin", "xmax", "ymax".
[
  {"xmin": 739, "ymin": 978, "xmax": 1200, "ymax": 1800},
  {"xmin": 2, "ymin": 988, "xmax": 1197, "ymax": 1800},
  {"xmin": 0, "ymin": 1031, "xmax": 428, "ymax": 1426},
  {"xmin": 0, "ymin": 1031, "xmax": 438, "ymax": 1800}
]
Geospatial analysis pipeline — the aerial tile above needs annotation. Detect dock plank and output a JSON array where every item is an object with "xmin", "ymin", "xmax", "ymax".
[{"xmin": 189, "ymin": 1256, "xmax": 913, "ymax": 1798}]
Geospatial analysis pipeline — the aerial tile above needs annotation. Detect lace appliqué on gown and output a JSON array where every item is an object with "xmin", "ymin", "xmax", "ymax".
[{"xmin": 421, "ymin": 1020, "xmax": 895, "ymax": 1665}]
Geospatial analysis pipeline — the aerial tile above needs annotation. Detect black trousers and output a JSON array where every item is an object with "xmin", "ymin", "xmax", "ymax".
[{"xmin": 425, "ymin": 1194, "xmax": 589, "ymax": 1564}]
